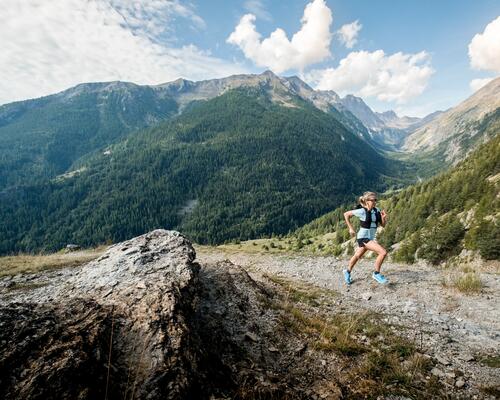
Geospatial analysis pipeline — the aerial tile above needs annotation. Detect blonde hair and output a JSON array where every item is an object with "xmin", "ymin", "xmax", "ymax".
[{"xmin": 358, "ymin": 191, "xmax": 377, "ymax": 208}]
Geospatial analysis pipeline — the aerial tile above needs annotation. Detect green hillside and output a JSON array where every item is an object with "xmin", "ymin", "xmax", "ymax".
[
  {"xmin": 0, "ymin": 82, "xmax": 177, "ymax": 188},
  {"xmin": 291, "ymin": 110, "xmax": 500, "ymax": 263},
  {"xmin": 0, "ymin": 88, "xmax": 412, "ymax": 254}
]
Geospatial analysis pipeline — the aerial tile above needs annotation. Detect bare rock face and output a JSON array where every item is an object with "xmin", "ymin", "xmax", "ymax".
[{"xmin": 0, "ymin": 230, "xmax": 201, "ymax": 400}]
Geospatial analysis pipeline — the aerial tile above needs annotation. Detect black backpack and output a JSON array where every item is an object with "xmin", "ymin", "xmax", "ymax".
[{"xmin": 355, "ymin": 204, "xmax": 381, "ymax": 228}]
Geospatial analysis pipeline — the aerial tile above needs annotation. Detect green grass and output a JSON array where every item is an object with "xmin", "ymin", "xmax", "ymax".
[{"xmin": 480, "ymin": 355, "xmax": 500, "ymax": 368}]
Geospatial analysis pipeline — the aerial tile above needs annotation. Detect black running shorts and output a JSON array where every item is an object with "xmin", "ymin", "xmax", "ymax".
[{"xmin": 357, "ymin": 238, "xmax": 371, "ymax": 247}]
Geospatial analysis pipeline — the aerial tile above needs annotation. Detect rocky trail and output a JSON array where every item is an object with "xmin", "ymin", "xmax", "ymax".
[
  {"xmin": 197, "ymin": 248, "xmax": 500, "ymax": 399},
  {"xmin": 0, "ymin": 231, "xmax": 498, "ymax": 399}
]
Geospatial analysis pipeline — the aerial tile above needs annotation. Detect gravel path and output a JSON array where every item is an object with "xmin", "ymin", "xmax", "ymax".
[{"xmin": 197, "ymin": 248, "xmax": 500, "ymax": 396}]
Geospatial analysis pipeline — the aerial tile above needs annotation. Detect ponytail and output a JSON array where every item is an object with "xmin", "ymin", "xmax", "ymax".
[{"xmin": 359, "ymin": 191, "xmax": 377, "ymax": 208}]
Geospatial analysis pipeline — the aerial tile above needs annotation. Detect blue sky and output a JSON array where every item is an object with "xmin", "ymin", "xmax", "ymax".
[{"xmin": 1, "ymin": 0, "xmax": 499, "ymax": 117}]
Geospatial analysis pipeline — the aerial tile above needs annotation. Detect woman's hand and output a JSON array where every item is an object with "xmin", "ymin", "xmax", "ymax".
[
  {"xmin": 380, "ymin": 210, "xmax": 387, "ymax": 227},
  {"xmin": 349, "ymin": 227, "xmax": 356, "ymax": 237}
]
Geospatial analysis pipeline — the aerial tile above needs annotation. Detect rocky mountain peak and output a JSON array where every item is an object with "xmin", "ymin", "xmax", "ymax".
[
  {"xmin": 403, "ymin": 75, "xmax": 500, "ymax": 158},
  {"xmin": 379, "ymin": 110, "xmax": 398, "ymax": 119}
]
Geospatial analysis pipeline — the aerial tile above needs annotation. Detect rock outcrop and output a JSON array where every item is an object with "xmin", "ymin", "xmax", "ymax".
[{"xmin": 0, "ymin": 230, "xmax": 201, "ymax": 400}]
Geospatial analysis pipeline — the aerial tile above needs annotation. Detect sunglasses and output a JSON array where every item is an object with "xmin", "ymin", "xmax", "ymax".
[{"xmin": 368, "ymin": 199, "xmax": 377, "ymax": 202}]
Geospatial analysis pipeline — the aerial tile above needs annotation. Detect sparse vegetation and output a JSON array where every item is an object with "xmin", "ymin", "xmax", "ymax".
[
  {"xmin": 442, "ymin": 271, "xmax": 483, "ymax": 294},
  {"xmin": 453, "ymin": 272, "xmax": 483, "ymax": 294},
  {"xmin": 0, "ymin": 247, "xmax": 106, "ymax": 277},
  {"xmin": 480, "ymin": 355, "xmax": 500, "ymax": 368},
  {"xmin": 260, "ymin": 273, "xmax": 442, "ymax": 398},
  {"xmin": 263, "ymin": 273, "xmax": 330, "ymax": 306}
]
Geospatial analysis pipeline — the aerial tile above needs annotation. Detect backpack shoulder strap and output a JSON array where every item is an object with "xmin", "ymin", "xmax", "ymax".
[{"xmin": 374, "ymin": 207, "xmax": 382, "ymax": 225}]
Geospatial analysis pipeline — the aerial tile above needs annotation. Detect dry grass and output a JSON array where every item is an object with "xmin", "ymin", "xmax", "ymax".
[
  {"xmin": 441, "ymin": 271, "xmax": 483, "ymax": 295},
  {"xmin": 259, "ymin": 273, "xmax": 442, "ymax": 398},
  {"xmin": 0, "ymin": 246, "xmax": 107, "ymax": 277},
  {"xmin": 453, "ymin": 272, "xmax": 483, "ymax": 294},
  {"xmin": 263, "ymin": 273, "xmax": 335, "ymax": 306}
]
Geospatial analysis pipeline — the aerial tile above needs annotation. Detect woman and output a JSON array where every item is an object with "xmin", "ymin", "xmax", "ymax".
[{"xmin": 343, "ymin": 192, "xmax": 388, "ymax": 285}]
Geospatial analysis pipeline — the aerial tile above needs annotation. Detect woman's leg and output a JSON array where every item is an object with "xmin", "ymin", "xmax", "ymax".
[
  {"xmin": 348, "ymin": 246, "xmax": 367, "ymax": 271},
  {"xmin": 363, "ymin": 241, "xmax": 387, "ymax": 272}
]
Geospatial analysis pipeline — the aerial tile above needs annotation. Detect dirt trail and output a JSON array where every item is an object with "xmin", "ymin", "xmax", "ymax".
[{"xmin": 197, "ymin": 247, "xmax": 500, "ymax": 397}]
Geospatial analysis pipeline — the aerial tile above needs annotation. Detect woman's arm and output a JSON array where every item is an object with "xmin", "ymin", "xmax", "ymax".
[{"xmin": 344, "ymin": 211, "xmax": 356, "ymax": 237}]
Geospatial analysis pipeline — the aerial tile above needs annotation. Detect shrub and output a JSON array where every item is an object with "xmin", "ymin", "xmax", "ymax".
[
  {"xmin": 392, "ymin": 233, "xmax": 421, "ymax": 264},
  {"xmin": 418, "ymin": 215, "xmax": 465, "ymax": 265},
  {"xmin": 475, "ymin": 220, "xmax": 500, "ymax": 260}
]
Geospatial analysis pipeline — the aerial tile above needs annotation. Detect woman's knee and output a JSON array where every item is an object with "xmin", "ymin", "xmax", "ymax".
[{"xmin": 379, "ymin": 248, "xmax": 387, "ymax": 257}]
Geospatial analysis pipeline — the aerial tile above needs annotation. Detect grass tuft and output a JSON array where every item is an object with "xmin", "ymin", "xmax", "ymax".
[
  {"xmin": 453, "ymin": 272, "xmax": 483, "ymax": 294},
  {"xmin": 479, "ymin": 355, "xmax": 500, "ymax": 368}
]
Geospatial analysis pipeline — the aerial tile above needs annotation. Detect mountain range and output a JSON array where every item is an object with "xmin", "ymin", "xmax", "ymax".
[{"xmin": 0, "ymin": 71, "xmax": 498, "ymax": 255}]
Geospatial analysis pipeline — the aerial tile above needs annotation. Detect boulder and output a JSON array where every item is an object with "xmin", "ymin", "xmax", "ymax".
[{"xmin": 0, "ymin": 230, "xmax": 200, "ymax": 400}]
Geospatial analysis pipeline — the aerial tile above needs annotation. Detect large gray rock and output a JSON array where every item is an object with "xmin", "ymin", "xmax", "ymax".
[{"xmin": 0, "ymin": 230, "xmax": 200, "ymax": 400}]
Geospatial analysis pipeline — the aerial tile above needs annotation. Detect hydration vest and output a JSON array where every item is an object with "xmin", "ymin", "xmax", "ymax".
[{"xmin": 355, "ymin": 205, "xmax": 382, "ymax": 228}]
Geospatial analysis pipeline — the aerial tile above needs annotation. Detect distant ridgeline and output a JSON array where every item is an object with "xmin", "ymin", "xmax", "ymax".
[
  {"xmin": 0, "ymin": 87, "xmax": 411, "ymax": 254},
  {"xmin": 293, "ymin": 126, "xmax": 500, "ymax": 264}
]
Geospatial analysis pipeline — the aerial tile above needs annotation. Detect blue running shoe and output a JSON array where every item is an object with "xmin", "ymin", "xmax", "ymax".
[
  {"xmin": 343, "ymin": 269, "xmax": 352, "ymax": 285},
  {"xmin": 372, "ymin": 272, "xmax": 388, "ymax": 284}
]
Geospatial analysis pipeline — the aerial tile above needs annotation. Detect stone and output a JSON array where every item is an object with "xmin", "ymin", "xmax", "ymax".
[
  {"xmin": 455, "ymin": 378, "xmax": 465, "ymax": 388},
  {"xmin": 65, "ymin": 244, "xmax": 81, "ymax": 252},
  {"xmin": 459, "ymin": 353, "xmax": 475, "ymax": 362},
  {"xmin": 244, "ymin": 332, "xmax": 260, "ymax": 342},
  {"xmin": 436, "ymin": 355, "xmax": 451, "ymax": 365},
  {"xmin": 136, "ymin": 281, "xmax": 146, "ymax": 289},
  {"xmin": 361, "ymin": 292, "xmax": 372, "ymax": 301},
  {"xmin": 431, "ymin": 367, "xmax": 444, "ymax": 377}
]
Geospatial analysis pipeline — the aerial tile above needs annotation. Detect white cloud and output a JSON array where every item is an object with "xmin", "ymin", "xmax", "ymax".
[
  {"xmin": 470, "ymin": 77, "xmax": 495, "ymax": 92},
  {"xmin": 306, "ymin": 50, "xmax": 434, "ymax": 104},
  {"xmin": 227, "ymin": 0, "xmax": 333, "ymax": 73},
  {"xmin": 244, "ymin": 0, "xmax": 272, "ymax": 22},
  {"xmin": 108, "ymin": 0, "xmax": 206, "ymax": 40},
  {"xmin": 468, "ymin": 16, "xmax": 500, "ymax": 72},
  {"xmin": 0, "ymin": 0, "xmax": 245, "ymax": 105},
  {"xmin": 337, "ymin": 20, "xmax": 362, "ymax": 49}
]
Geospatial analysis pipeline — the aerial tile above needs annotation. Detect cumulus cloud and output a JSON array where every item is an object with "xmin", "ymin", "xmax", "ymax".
[
  {"xmin": 468, "ymin": 16, "xmax": 500, "ymax": 72},
  {"xmin": 470, "ymin": 77, "xmax": 495, "ymax": 92},
  {"xmin": 0, "ymin": 0, "xmax": 245, "ymax": 105},
  {"xmin": 306, "ymin": 50, "xmax": 434, "ymax": 103},
  {"xmin": 337, "ymin": 20, "xmax": 362, "ymax": 49},
  {"xmin": 227, "ymin": 0, "xmax": 333, "ymax": 73}
]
